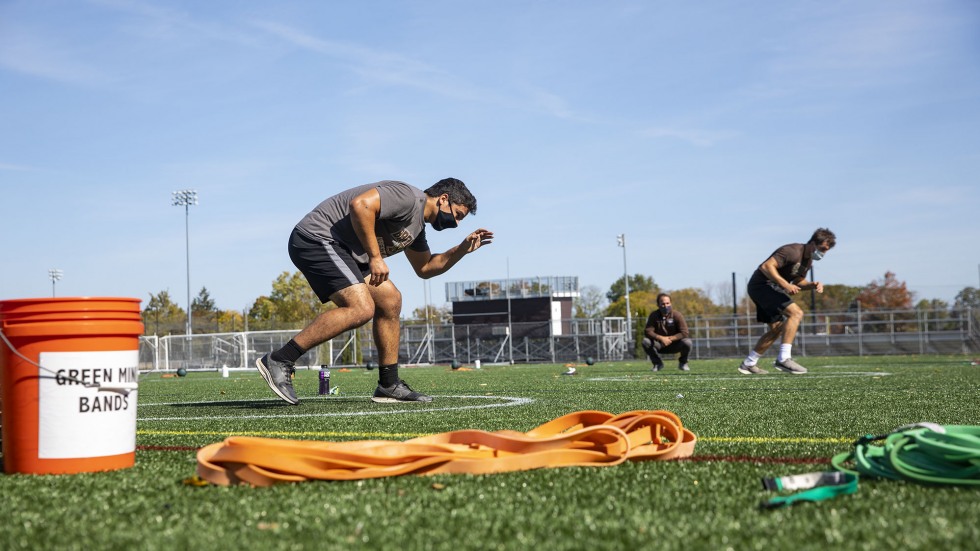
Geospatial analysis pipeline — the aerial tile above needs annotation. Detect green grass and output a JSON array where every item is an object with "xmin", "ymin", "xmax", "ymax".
[{"xmin": 2, "ymin": 356, "xmax": 979, "ymax": 550}]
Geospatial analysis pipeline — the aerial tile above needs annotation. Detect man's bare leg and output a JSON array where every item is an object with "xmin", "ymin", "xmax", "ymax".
[
  {"xmin": 366, "ymin": 280, "xmax": 432, "ymax": 402},
  {"xmin": 753, "ymin": 320, "xmax": 784, "ymax": 356},
  {"xmin": 779, "ymin": 303, "xmax": 804, "ymax": 346},
  {"xmin": 255, "ymin": 284, "xmax": 375, "ymax": 404},
  {"xmin": 368, "ymin": 280, "xmax": 402, "ymax": 366},
  {"xmin": 773, "ymin": 304, "xmax": 807, "ymax": 373},
  {"xmin": 291, "ymin": 284, "xmax": 375, "ymax": 350}
]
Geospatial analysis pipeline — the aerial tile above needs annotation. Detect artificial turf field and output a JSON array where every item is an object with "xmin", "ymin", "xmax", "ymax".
[{"xmin": 1, "ymin": 355, "xmax": 978, "ymax": 550}]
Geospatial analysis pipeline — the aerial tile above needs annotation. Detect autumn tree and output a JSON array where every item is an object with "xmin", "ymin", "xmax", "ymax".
[
  {"xmin": 574, "ymin": 285, "xmax": 607, "ymax": 319},
  {"xmin": 247, "ymin": 296, "xmax": 278, "ymax": 330},
  {"xmin": 704, "ymin": 280, "xmax": 737, "ymax": 314},
  {"xmin": 215, "ymin": 309, "xmax": 245, "ymax": 332},
  {"xmin": 954, "ymin": 287, "xmax": 980, "ymax": 310},
  {"xmin": 916, "ymin": 298, "xmax": 957, "ymax": 331},
  {"xmin": 606, "ymin": 274, "xmax": 658, "ymax": 304},
  {"xmin": 142, "ymin": 290, "xmax": 184, "ymax": 335},
  {"xmin": 191, "ymin": 287, "xmax": 218, "ymax": 332},
  {"xmin": 855, "ymin": 271, "xmax": 915, "ymax": 310},
  {"xmin": 408, "ymin": 304, "xmax": 453, "ymax": 324},
  {"xmin": 666, "ymin": 288, "xmax": 725, "ymax": 318},
  {"xmin": 248, "ymin": 271, "xmax": 334, "ymax": 330},
  {"xmin": 854, "ymin": 272, "xmax": 916, "ymax": 333},
  {"xmin": 916, "ymin": 298, "xmax": 949, "ymax": 310},
  {"xmin": 606, "ymin": 289, "xmax": 661, "ymax": 356},
  {"xmin": 812, "ymin": 284, "xmax": 863, "ymax": 312},
  {"xmin": 606, "ymin": 289, "xmax": 660, "ymax": 320}
]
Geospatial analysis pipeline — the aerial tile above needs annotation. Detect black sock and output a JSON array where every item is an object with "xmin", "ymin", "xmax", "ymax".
[
  {"xmin": 271, "ymin": 339, "xmax": 306, "ymax": 364},
  {"xmin": 379, "ymin": 363, "xmax": 399, "ymax": 387}
]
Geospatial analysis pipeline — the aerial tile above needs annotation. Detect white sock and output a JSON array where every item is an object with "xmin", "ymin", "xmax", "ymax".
[
  {"xmin": 778, "ymin": 344, "xmax": 792, "ymax": 362},
  {"xmin": 745, "ymin": 351, "xmax": 762, "ymax": 366}
]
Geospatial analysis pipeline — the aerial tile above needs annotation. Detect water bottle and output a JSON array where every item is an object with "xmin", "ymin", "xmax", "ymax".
[{"xmin": 318, "ymin": 365, "xmax": 330, "ymax": 395}]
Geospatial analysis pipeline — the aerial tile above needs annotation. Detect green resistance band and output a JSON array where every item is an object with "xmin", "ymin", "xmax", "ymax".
[
  {"xmin": 760, "ymin": 471, "xmax": 858, "ymax": 509},
  {"xmin": 832, "ymin": 423, "xmax": 980, "ymax": 486},
  {"xmin": 761, "ymin": 423, "xmax": 980, "ymax": 509}
]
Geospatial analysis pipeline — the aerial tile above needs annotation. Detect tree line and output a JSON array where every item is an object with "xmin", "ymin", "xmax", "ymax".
[{"xmin": 140, "ymin": 270, "xmax": 980, "ymax": 336}]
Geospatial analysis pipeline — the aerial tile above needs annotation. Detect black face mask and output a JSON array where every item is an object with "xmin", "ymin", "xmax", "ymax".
[
  {"xmin": 659, "ymin": 306, "xmax": 671, "ymax": 316},
  {"xmin": 431, "ymin": 201, "xmax": 458, "ymax": 231}
]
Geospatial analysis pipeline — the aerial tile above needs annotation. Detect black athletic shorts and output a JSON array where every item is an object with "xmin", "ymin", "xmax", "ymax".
[
  {"xmin": 747, "ymin": 281, "xmax": 793, "ymax": 325},
  {"xmin": 288, "ymin": 228, "xmax": 368, "ymax": 303}
]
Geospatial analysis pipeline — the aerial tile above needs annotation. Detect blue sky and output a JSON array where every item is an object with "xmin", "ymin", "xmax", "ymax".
[{"xmin": 2, "ymin": 0, "xmax": 979, "ymax": 317}]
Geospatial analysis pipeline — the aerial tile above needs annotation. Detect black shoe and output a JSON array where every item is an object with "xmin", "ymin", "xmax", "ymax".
[
  {"xmin": 372, "ymin": 379, "xmax": 433, "ymax": 403},
  {"xmin": 256, "ymin": 354, "xmax": 299, "ymax": 405}
]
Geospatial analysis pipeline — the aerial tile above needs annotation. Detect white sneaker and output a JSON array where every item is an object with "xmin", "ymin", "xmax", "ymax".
[
  {"xmin": 773, "ymin": 358, "xmax": 808, "ymax": 374},
  {"xmin": 738, "ymin": 361, "xmax": 768, "ymax": 375}
]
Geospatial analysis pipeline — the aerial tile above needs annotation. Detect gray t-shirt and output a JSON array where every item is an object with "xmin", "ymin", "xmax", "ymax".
[{"xmin": 294, "ymin": 181, "xmax": 430, "ymax": 263}]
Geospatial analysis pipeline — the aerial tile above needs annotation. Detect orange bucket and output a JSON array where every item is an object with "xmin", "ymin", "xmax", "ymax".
[{"xmin": 0, "ymin": 297, "xmax": 144, "ymax": 474}]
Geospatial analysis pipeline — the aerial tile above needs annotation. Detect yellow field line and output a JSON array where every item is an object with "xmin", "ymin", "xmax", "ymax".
[
  {"xmin": 701, "ymin": 436, "xmax": 851, "ymax": 444},
  {"xmin": 139, "ymin": 429, "xmax": 850, "ymax": 445},
  {"xmin": 138, "ymin": 429, "xmax": 427, "ymax": 439}
]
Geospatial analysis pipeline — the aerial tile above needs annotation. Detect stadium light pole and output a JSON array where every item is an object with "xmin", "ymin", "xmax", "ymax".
[
  {"xmin": 48, "ymin": 269, "xmax": 63, "ymax": 297},
  {"xmin": 172, "ymin": 189, "xmax": 198, "ymax": 335},
  {"xmin": 617, "ymin": 234, "xmax": 632, "ymax": 348}
]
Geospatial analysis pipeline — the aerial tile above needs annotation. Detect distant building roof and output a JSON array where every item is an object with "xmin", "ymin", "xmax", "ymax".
[{"xmin": 446, "ymin": 276, "xmax": 579, "ymax": 302}]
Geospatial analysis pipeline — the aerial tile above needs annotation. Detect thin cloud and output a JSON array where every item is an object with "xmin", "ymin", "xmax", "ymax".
[
  {"xmin": 0, "ymin": 30, "xmax": 109, "ymax": 86},
  {"xmin": 639, "ymin": 126, "xmax": 737, "ymax": 147},
  {"xmin": 766, "ymin": 5, "xmax": 950, "ymax": 89},
  {"xmin": 92, "ymin": 0, "xmax": 258, "ymax": 46},
  {"xmin": 890, "ymin": 185, "xmax": 976, "ymax": 208},
  {"xmin": 0, "ymin": 161, "xmax": 37, "ymax": 172},
  {"xmin": 249, "ymin": 19, "xmax": 591, "ymax": 122},
  {"xmin": 249, "ymin": 20, "xmax": 492, "ymax": 102}
]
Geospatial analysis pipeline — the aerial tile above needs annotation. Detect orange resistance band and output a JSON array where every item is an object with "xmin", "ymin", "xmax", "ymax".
[{"xmin": 195, "ymin": 410, "xmax": 697, "ymax": 487}]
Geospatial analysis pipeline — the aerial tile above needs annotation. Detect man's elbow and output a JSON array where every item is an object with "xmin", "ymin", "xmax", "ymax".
[{"xmin": 415, "ymin": 265, "xmax": 437, "ymax": 279}]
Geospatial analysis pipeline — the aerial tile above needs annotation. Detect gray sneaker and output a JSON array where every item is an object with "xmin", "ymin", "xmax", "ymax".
[
  {"xmin": 678, "ymin": 363, "xmax": 690, "ymax": 372},
  {"xmin": 652, "ymin": 362, "xmax": 665, "ymax": 372},
  {"xmin": 256, "ymin": 354, "xmax": 299, "ymax": 405},
  {"xmin": 738, "ymin": 361, "xmax": 768, "ymax": 375},
  {"xmin": 372, "ymin": 380, "xmax": 433, "ymax": 403},
  {"xmin": 773, "ymin": 358, "xmax": 808, "ymax": 374}
]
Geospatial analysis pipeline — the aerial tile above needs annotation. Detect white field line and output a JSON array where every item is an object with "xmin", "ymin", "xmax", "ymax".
[
  {"xmin": 137, "ymin": 394, "xmax": 534, "ymax": 422},
  {"xmin": 587, "ymin": 371, "xmax": 892, "ymax": 382}
]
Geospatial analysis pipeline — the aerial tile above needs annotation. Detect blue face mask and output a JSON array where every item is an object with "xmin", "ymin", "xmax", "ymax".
[
  {"xmin": 812, "ymin": 249, "xmax": 825, "ymax": 261},
  {"xmin": 431, "ymin": 200, "xmax": 458, "ymax": 232}
]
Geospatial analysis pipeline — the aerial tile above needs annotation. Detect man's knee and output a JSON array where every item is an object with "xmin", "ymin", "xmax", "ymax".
[
  {"xmin": 641, "ymin": 337, "xmax": 658, "ymax": 352},
  {"xmin": 369, "ymin": 283, "xmax": 403, "ymax": 319},
  {"xmin": 677, "ymin": 338, "xmax": 693, "ymax": 352},
  {"xmin": 331, "ymin": 286, "xmax": 375, "ymax": 326},
  {"xmin": 784, "ymin": 304, "xmax": 804, "ymax": 322}
]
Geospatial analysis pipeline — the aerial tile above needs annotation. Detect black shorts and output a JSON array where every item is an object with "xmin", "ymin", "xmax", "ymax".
[
  {"xmin": 288, "ymin": 228, "xmax": 368, "ymax": 303},
  {"xmin": 747, "ymin": 281, "xmax": 793, "ymax": 325}
]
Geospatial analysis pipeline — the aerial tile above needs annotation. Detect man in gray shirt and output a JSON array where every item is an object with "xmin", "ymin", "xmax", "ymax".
[{"xmin": 257, "ymin": 178, "xmax": 493, "ymax": 404}]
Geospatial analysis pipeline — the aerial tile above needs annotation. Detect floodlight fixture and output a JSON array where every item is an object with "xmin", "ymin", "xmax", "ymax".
[
  {"xmin": 49, "ymin": 268, "xmax": 63, "ymax": 297},
  {"xmin": 616, "ymin": 234, "xmax": 632, "ymax": 343},
  {"xmin": 172, "ymin": 189, "xmax": 198, "ymax": 335}
]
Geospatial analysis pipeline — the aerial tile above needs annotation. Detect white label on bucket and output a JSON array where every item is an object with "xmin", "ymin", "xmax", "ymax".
[{"xmin": 38, "ymin": 350, "xmax": 139, "ymax": 459}]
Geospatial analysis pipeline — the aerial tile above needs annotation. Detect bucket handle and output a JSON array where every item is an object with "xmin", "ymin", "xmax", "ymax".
[{"xmin": 0, "ymin": 328, "xmax": 137, "ymax": 396}]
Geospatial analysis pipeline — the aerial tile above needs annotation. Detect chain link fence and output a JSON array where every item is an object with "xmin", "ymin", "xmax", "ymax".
[{"xmin": 139, "ymin": 307, "xmax": 978, "ymax": 372}]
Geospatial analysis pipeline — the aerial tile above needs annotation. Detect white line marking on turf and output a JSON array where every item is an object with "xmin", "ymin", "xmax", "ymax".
[
  {"xmin": 137, "ymin": 395, "xmax": 533, "ymax": 422},
  {"xmin": 707, "ymin": 372, "xmax": 892, "ymax": 381},
  {"xmin": 587, "ymin": 371, "xmax": 891, "ymax": 382}
]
